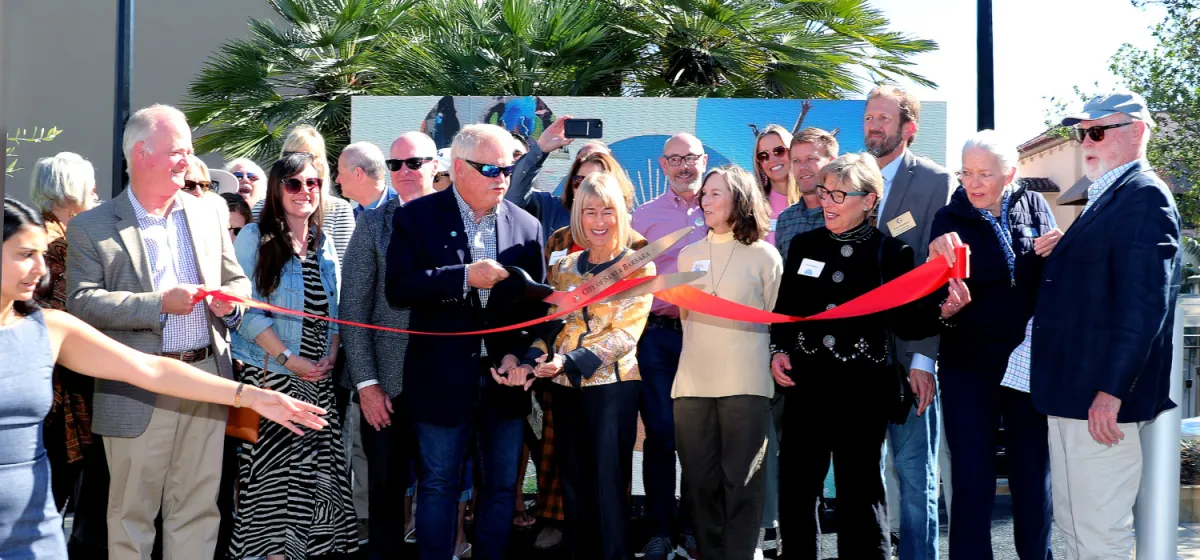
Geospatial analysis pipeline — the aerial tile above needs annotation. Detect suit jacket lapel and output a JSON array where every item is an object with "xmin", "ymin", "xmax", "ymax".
[
  {"xmin": 883, "ymin": 150, "xmax": 916, "ymax": 225},
  {"xmin": 497, "ymin": 203, "xmax": 516, "ymax": 262},
  {"xmin": 1053, "ymin": 162, "xmax": 1147, "ymax": 255},
  {"xmin": 439, "ymin": 189, "xmax": 471, "ymax": 264},
  {"xmin": 113, "ymin": 190, "xmax": 155, "ymax": 293}
]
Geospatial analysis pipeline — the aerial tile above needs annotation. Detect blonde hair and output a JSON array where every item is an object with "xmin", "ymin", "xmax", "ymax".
[
  {"xmin": 753, "ymin": 124, "xmax": 799, "ymax": 205},
  {"xmin": 570, "ymin": 172, "xmax": 632, "ymax": 251},
  {"xmin": 281, "ymin": 124, "xmax": 331, "ymax": 193},
  {"xmin": 817, "ymin": 153, "xmax": 885, "ymax": 205},
  {"xmin": 792, "ymin": 127, "xmax": 840, "ymax": 158},
  {"xmin": 186, "ymin": 155, "xmax": 211, "ymax": 182}
]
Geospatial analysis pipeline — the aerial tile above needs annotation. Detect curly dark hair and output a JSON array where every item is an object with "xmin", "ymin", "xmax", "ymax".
[{"xmin": 700, "ymin": 165, "xmax": 770, "ymax": 245}]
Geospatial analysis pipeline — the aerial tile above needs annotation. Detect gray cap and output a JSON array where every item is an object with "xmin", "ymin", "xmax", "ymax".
[{"xmin": 1061, "ymin": 89, "xmax": 1156, "ymax": 127}]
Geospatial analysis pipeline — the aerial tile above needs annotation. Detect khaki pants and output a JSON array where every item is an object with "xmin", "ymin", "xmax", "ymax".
[
  {"xmin": 104, "ymin": 356, "xmax": 227, "ymax": 560},
  {"xmin": 1047, "ymin": 415, "xmax": 1143, "ymax": 560}
]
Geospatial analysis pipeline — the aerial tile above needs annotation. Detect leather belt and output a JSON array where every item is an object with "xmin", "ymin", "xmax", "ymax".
[{"xmin": 161, "ymin": 347, "xmax": 211, "ymax": 363}]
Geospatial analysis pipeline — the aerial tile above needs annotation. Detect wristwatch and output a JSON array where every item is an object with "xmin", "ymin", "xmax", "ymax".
[{"xmin": 276, "ymin": 348, "xmax": 294, "ymax": 366}]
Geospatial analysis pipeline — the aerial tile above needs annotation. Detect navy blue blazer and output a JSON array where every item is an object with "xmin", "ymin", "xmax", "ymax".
[
  {"xmin": 384, "ymin": 188, "xmax": 548, "ymax": 427},
  {"xmin": 1031, "ymin": 161, "xmax": 1182, "ymax": 423}
]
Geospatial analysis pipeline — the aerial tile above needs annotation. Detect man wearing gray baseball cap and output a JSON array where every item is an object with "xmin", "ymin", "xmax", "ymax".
[{"xmin": 1030, "ymin": 88, "xmax": 1182, "ymax": 558}]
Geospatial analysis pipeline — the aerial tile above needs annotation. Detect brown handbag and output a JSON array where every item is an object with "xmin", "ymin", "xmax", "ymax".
[{"xmin": 226, "ymin": 355, "xmax": 269, "ymax": 443}]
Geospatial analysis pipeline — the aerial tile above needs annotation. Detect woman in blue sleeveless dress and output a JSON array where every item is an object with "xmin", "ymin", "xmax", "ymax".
[{"xmin": 0, "ymin": 198, "xmax": 330, "ymax": 559}]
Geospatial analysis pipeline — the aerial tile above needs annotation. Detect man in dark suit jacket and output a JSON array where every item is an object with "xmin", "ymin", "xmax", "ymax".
[
  {"xmin": 1031, "ymin": 90, "xmax": 1181, "ymax": 557},
  {"xmin": 385, "ymin": 123, "xmax": 547, "ymax": 560},
  {"xmin": 864, "ymin": 85, "xmax": 954, "ymax": 559}
]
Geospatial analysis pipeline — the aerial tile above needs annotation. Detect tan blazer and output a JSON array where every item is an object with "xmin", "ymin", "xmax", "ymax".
[{"xmin": 65, "ymin": 188, "xmax": 250, "ymax": 438}]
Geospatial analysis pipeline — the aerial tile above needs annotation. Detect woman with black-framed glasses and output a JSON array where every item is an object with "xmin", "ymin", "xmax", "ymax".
[
  {"xmin": 228, "ymin": 151, "xmax": 358, "ymax": 559},
  {"xmin": 770, "ymin": 152, "xmax": 928, "ymax": 559}
]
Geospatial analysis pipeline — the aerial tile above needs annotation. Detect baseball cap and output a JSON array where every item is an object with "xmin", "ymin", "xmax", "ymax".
[
  {"xmin": 435, "ymin": 148, "xmax": 452, "ymax": 174},
  {"xmin": 1060, "ymin": 89, "xmax": 1156, "ymax": 127},
  {"xmin": 209, "ymin": 169, "xmax": 240, "ymax": 195}
]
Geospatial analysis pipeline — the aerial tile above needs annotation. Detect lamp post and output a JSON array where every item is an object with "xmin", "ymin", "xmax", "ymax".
[
  {"xmin": 977, "ymin": 0, "xmax": 994, "ymax": 131},
  {"xmin": 112, "ymin": 0, "xmax": 134, "ymax": 198}
]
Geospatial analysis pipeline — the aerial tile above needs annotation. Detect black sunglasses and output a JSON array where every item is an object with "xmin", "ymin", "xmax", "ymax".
[
  {"xmin": 569, "ymin": 174, "xmax": 586, "ymax": 188},
  {"xmin": 815, "ymin": 185, "xmax": 869, "ymax": 204},
  {"xmin": 756, "ymin": 145, "xmax": 788, "ymax": 162},
  {"xmin": 385, "ymin": 157, "xmax": 434, "ymax": 172},
  {"xmin": 1071, "ymin": 122, "xmax": 1134, "ymax": 143},
  {"xmin": 281, "ymin": 177, "xmax": 322, "ymax": 194},
  {"xmin": 182, "ymin": 180, "xmax": 211, "ymax": 193},
  {"xmin": 463, "ymin": 159, "xmax": 516, "ymax": 178},
  {"xmin": 233, "ymin": 171, "xmax": 260, "ymax": 181}
]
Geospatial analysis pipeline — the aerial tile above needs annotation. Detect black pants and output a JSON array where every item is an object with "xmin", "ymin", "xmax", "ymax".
[
  {"xmin": 779, "ymin": 383, "xmax": 890, "ymax": 559},
  {"xmin": 554, "ymin": 381, "xmax": 641, "ymax": 560},
  {"xmin": 361, "ymin": 392, "xmax": 415, "ymax": 560},
  {"xmin": 67, "ymin": 439, "xmax": 109, "ymax": 558},
  {"xmin": 674, "ymin": 395, "xmax": 770, "ymax": 560},
  {"xmin": 941, "ymin": 368, "xmax": 1052, "ymax": 560}
]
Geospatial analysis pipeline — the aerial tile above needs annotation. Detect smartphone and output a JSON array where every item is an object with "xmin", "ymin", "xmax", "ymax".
[{"xmin": 563, "ymin": 118, "xmax": 603, "ymax": 139}]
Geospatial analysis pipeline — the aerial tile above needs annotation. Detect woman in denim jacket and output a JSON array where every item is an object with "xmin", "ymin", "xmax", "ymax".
[{"xmin": 228, "ymin": 152, "xmax": 357, "ymax": 559}]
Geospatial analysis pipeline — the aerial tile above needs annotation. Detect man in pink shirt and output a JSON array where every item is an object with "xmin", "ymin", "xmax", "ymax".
[{"xmin": 629, "ymin": 132, "xmax": 710, "ymax": 559}]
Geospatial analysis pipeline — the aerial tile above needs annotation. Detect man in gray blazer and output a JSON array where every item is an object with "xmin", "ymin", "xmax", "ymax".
[
  {"xmin": 65, "ymin": 105, "xmax": 249, "ymax": 560},
  {"xmin": 864, "ymin": 85, "xmax": 953, "ymax": 560},
  {"xmin": 340, "ymin": 131, "xmax": 436, "ymax": 559}
]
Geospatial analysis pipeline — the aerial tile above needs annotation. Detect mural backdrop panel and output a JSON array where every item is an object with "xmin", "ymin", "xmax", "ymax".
[{"xmin": 352, "ymin": 96, "xmax": 947, "ymax": 208}]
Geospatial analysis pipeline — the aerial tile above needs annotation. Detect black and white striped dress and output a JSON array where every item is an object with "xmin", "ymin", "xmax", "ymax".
[{"xmin": 229, "ymin": 242, "xmax": 358, "ymax": 558}]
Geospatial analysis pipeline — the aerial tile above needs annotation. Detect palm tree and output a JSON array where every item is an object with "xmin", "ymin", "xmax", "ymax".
[{"xmin": 183, "ymin": 0, "xmax": 415, "ymax": 165}]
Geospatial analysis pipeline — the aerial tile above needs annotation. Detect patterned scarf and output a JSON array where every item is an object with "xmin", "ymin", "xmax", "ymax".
[{"xmin": 979, "ymin": 190, "xmax": 1015, "ymax": 287}]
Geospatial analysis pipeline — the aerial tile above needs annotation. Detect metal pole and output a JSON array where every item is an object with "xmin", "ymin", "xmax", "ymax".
[
  {"xmin": 976, "ymin": 0, "xmax": 995, "ymax": 131},
  {"xmin": 1134, "ymin": 301, "xmax": 1184, "ymax": 557},
  {"xmin": 112, "ymin": 0, "xmax": 134, "ymax": 198}
]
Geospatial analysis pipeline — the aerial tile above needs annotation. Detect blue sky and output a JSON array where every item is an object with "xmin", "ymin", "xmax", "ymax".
[{"xmin": 865, "ymin": 0, "xmax": 1166, "ymax": 171}]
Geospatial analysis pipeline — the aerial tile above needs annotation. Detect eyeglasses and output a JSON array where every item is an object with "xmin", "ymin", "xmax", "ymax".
[
  {"xmin": 233, "ymin": 171, "xmax": 260, "ymax": 181},
  {"xmin": 462, "ymin": 159, "xmax": 515, "ymax": 178},
  {"xmin": 756, "ymin": 146, "xmax": 788, "ymax": 162},
  {"xmin": 815, "ymin": 185, "xmax": 869, "ymax": 204},
  {"xmin": 663, "ymin": 154, "xmax": 704, "ymax": 167},
  {"xmin": 281, "ymin": 177, "xmax": 323, "ymax": 194},
  {"xmin": 569, "ymin": 175, "xmax": 586, "ymax": 189},
  {"xmin": 182, "ymin": 180, "xmax": 212, "ymax": 193},
  {"xmin": 1071, "ymin": 122, "xmax": 1134, "ymax": 143},
  {"xmin": 385, "ymin": 157, "xmax": 434, "ymax": 172}
]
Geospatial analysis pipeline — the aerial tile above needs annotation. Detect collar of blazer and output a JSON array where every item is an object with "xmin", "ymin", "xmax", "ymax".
[
  {"xmin": 881, "ymin": 149, "xmax": 917, "ymax": 224},
  {"xmin": 112, "ymin": 187, "xmax": 216, "ymax": 290},
  {"xmin": 1053, "ymin": 160, "xmax": 1151, "ymax": 257},
  {"xmin": 435, "ymin": 188, "xmax": 518, "ymax": 266}
]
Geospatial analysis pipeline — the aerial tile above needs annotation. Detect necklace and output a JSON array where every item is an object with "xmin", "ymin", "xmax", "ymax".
[
  {"xmin": 581, "ymin": 248, "xmax": 624, "ymax": 280},
  {"xmin": 828, "ymin": 220, "xmax": 874, "ymax": 243},
  {"xmin": 708, "ymin": 238, "xmax": 737, "ymax": 296}
]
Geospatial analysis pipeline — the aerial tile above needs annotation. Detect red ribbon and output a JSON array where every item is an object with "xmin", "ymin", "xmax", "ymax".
[{"xmin": 200, "ymin": 246, "xmax": 968, "ymax": 335}]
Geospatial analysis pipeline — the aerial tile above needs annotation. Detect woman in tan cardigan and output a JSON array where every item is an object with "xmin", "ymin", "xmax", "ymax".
[
  {"xmin": 674, "ymin": 164, "xmax": 783, "ymax": 559},
  {"xmin": 514, "ymin": 172, "xmax": 654, "ymax": 560}
]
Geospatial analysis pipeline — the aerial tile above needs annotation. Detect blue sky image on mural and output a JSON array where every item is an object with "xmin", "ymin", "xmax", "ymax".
[{"xmin": 696, "ymin": 98, "xmax": 867, "ymax": 173}]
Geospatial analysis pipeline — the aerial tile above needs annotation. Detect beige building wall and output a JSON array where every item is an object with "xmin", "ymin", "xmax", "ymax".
[
  {"xmin": 2, "ymin": 0, "xmax": 272, "ymax": 206},
  {"xmin": 1017, "ymin": 140, "xmax": 1086, "ymax": 230}
]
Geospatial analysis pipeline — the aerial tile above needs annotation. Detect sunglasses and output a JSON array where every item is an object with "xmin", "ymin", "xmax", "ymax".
[
  {"xmin": 233, "ymin": 171, "xmax": 260, "ymax": 181},
  {"xmin": 815, "ymin": 185, "xmax": 868, "ymax": 204},
  {"xmin": 1071, "ymin": 122, "xmax": 1134, "ymax": 143},
  {"xmin": 281, "ymin": 177, "xmax": 323, "ymax": 194},
  {"xmin": 756, "ymin": 146, "xmax": 788, "ymax": 162},
  {"xmin": 569, "ymin": 175, "xmax": 586, "ymax": 189},
  {"xmin": 385, "ymin": 157, "xmax": 434, "ymax": 172},
  {"xmin": 463, "ymin": 159, "xmax": 516, "ymax": 178},
  {"xmin": 182, "ymin": 180, "xmax": 211, "ymax": 193}
]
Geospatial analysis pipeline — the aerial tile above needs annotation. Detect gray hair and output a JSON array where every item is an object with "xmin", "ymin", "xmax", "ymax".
[
  {"xmin": 224, "ymin": 157, "xmax": 266, "ymax": 178},
  {"xmin": 449, "ymin": 124, "xmax": 514, "ymax": 183},
  {"xmin": 341, "ymin": 142, "xmax": 387, "ymax": 181},
  {"xmin": 122, "ymin": 104, "xmax": 187, "ymax": 162},
  {"xmin": 962, "ymin": 129, "xmax": 1019, "ymax": 173},
  {"xmin": 30, "ymin": 152, "xmax": 96, "ymax": 212}
]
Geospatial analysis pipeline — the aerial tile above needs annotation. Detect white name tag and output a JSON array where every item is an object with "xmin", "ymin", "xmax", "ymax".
[
  {"xmin": 691, "ymin": 259, "xmax": 711, "ymax": 272},
  {"xmin": 769, "ymin": 218, "xmax": 778, "ymax": 232},
  {"xmin": 548, "ymin": 249, "xmax": 569, "ymax": 266},
  {"xmin": 799, "ymin": 259, "xmax": 825, "ymax": 278}
]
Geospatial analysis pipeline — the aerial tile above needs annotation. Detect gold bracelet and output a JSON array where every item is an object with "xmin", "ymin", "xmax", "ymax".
[{"xmin": 233, "ymin": 382, "xmax": 245, "ymax": 408}]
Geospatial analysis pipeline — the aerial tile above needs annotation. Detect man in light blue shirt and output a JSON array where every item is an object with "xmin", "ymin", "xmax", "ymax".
[{"xmin": 864, "ymin": 85, "xmax": 954, "ymax": 560}]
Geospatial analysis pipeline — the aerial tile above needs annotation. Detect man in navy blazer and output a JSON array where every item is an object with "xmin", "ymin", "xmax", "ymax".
[
  {"xmin": 1031, "ymin": 90, "xmax": 1182, "ymax": 558},
  {"xmin": 385, "ymin": 123, "xmax": 547, "ymax": 560}
]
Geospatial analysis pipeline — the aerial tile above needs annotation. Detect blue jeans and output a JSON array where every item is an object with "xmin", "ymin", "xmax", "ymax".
[
  {"xmin": 414, "ymin": 407, "xmax": 523, "ymax": 560},
  {"xmin": 886, "ymin": 394, "xmax": 941, "ymax": 560},
  {"xmin": 637, "ymin": 322, "xmax": 684, "ymax": 539}
]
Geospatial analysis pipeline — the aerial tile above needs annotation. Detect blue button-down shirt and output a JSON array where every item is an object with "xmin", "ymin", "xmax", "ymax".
[
  {"xmin": 128, "ymin": 189, "xmax": 211, "ymax": 352},
  {"xmin": 354, "ymin": 185, "xmax": 397, "ymax": 218},
  {"xmin": 1083, "ymin": 160, "xmax": 1144, "ymax": 214}
]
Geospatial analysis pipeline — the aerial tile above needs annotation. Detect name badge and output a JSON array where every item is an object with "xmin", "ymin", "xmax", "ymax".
[
  {"xmin": 692, "ymin": 259, "xmax": 711, "ymax": 272},
  {"xmin": 769, "ymin": 218, "xmax": 778, "ymax": 232},
  {"xmin": 886, "ymin": 211, "xmax": 917, "ymax": 237},
  {"xmin": 799, "ymin": 258, "xmax": 825, "ymax": 278},
  {"xmin": 548, "ymin": 249, "xmax": 569, "ymax": 266}
]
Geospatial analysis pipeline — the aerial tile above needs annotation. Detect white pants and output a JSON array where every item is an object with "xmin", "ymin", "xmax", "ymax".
[{"xmin": 1047, "ymin": 416, "xmax": 1144, "ymax": 560}]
